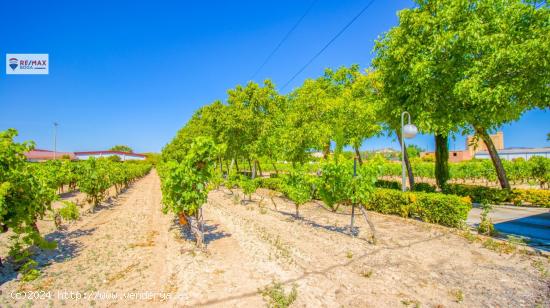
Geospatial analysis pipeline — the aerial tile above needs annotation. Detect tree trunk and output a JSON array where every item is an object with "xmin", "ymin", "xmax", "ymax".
[
  {"xmin": 322, "ymin": 141, "xmax": 330, "ymax": 159},
  {"xmin": 219, "ymin": 158, "xmax": 223, "ymax": 174},
  {"xmin": 247, "ymin": 159, "xmax": 253, "ymax": 175},
  {"xmin": 257, "ymin": 160, "xmax": 263, "ymax": 177},
  {"xmin": 358, "ymin": 205, "xmax": 377, "ymax": 244},
  {"xmin": 186, "ymin": 213, "xmax": 204, "ymax": 249},
  {"xmin": 350, "ymin": 203, "xmax": 356, "ymax": 236},
  {"xmin": 235, "ymin": 159, "xmax": 240, "ymax": 173},
  {"xmin": 435, "ymin": 134, "xmax": 449, "ymax": 189},
  {"xmin": 354, "ymin": 145, "xmax": 363, "ymax": 165},
  {"xmin": 295, "ymin": 204, "xmax": 300, "ymax": 218},
  {"xmin": 251, "ymin": 159, "xmax": 256, "ymax": 179},
  {"xmin": 271, "ymin": 160, "xmax": 279, "ymax": 175},
  {"xmin": 475, "ymin": 127, "xmax": 511, "ymax": 190},
  {"xmin": 225, "ymin": 159, "xmax": 230, "ymax": 176},
  {"xmin": 396, "ymin": 129, "xmax": 415, "ymax": 190}
]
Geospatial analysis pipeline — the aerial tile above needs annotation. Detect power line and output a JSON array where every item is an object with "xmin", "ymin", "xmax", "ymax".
[
  {"xmin": 250, "ymin": 0, "xmax": 319, "ymax": 81},
  {"xmin": 281, "ymin": 0, "xmax": 376, "ymax": 90}
]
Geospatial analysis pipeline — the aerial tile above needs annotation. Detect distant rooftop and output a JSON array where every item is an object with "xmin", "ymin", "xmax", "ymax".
[
  {"xmin": 74, "ymin": 150, "xmax": 146, "ymax": 157},
  {"xmin": 369, "ymin": 148, "xmax": 399, "ymax": 153},
  {"xmin": 476, "ymin": 147, "xmax": 550, "ymax": 155},
  {"xmin": 25, "ymin": 149, "xmax": 76, "ymax": 160}
]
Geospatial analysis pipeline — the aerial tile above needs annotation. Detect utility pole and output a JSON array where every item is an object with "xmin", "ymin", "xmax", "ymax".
[{"xmin": 53, "ymin": 122, "xmax": 59, "ymax": 160}]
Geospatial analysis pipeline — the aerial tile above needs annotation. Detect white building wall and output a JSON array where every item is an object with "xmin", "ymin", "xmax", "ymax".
[
  {"xmin": 75, "ymin": 153, "xmax": 145, "ymax": 161},
  {"xmin": 475, "ymin": 151, "xmax": 550, "ymax": 160}
]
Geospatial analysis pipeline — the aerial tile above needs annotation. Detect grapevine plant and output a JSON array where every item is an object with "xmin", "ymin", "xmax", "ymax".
[
  {"xmin": 238, "ymin": 175, "xmax": 259, "ymax": 204},
  {"xmin": 77, "ymin": 158, "xmax": 151, "ymax": 211},
  {"xmin": 280, "ymin": 166, "xmax": 314, "ymax": 218},
  {"xmin": 317, "ymin": 158, "xmax": 379, "ymax": 241},
  {"xmin": 160, "ymin": 137, "xmax": 219, "ymax": 248},
  {"xmin": 0, "ymin": 129, "xmax": 57, "ymax": 267},
  {"xmin": 0, "ymin": 129, "xmax": 152, "ymax": 273},
  {"xmin": 77, "ymin": 158, "xmax": 111, "ymax": 210}
]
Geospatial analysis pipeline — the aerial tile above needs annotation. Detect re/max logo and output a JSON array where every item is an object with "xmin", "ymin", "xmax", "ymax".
[
  {"xmin": 19, "ymin": 59, "xmax": 47, "ymax": 67},
  {"xmin": 6, "ymin": 54, "xmax": 49, "ymax": 75}
]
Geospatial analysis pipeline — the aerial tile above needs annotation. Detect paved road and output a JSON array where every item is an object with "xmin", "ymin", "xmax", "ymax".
[{"xmin": 468, "ymin": 205, "xmax": 550, "ymax": 251}]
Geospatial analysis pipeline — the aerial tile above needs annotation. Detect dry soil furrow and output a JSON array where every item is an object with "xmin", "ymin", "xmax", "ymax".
[
  {"xmin": 208, "ymin": 191, "xmax": 378, "ymax": 306},
  {"xmin": 208, "ymin": 189, "xmax": 549, "ymax": 307},
  {"xmin": 0, "ymin": 171, "xmax": 175, "ymax": 308}
]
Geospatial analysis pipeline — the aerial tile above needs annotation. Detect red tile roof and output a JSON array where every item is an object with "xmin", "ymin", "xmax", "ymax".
[{"xmin": 24, "ymin": 149, "xmax": 76, "ymax": 160}]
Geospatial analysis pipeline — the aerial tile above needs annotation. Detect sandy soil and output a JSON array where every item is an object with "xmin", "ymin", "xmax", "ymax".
[{"xmin": 1, "ymin": 171, "xmax": 549, "ymax": 307}]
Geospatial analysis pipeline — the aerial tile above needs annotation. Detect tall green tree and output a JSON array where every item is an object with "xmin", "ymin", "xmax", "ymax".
[
  {"xmin": 285, "ymin": 65, "xmax": 382, "ymax": 164},
  {"xmin": 281, "ymin": 78, "xmax": 333, "ymax": 164},
  {"xmin": 110, "ymin": 145, "xmax": 133, "ymax": 153},
  {"xmin": 333, "ymin": 68, "xmax": 382, "ymax": 164},
  {"xmin": 374, "ymin": 0, "xmax": 549, "ymax": 189},
  {"xmin": 162, "ymin": 101, "xmax": 227, "ymax": 162},
  {"xmin": 225, "ymin": 80, "xmax": 283, "ymax": 177},
  {"xmin": 452, "ymin": 1, "xmax": 550, "ymax": 189}
]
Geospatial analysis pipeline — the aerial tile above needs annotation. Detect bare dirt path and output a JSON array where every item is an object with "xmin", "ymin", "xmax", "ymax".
[
  {"xmin": 1, "ymin": 172, "xmax": 549, "ymax": 308},
  {"xmin": 0, "ymin": 171, "xmax": 178, "ymax": 307}
]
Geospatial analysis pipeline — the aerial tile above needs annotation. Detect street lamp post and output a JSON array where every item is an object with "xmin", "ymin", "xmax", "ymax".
[
  {"xmin": 400, "ymin": 112, "xmax": 417, "ymax": 192},
  {"xmin": 53, "ymin": 122, "xmax": 58, "ymax": 160}
]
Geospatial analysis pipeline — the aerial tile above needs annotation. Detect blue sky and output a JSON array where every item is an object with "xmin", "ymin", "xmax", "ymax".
[{"xmin": 1, "ymin": 0, "xmax": 548, "ymax": 153}]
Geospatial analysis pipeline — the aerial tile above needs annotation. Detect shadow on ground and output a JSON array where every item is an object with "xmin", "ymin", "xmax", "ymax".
[
  {"xmin": 493, "ymin": 212, "xmax": 550, "ymax": 251},
  {"xmin": 0, "ymin": 183, "xmax": 137, "ymax": 286},
  {"xmin": 0, "ymin": 227, "xmax": 95, "ymax": 286},
  {"xmin": 171, "ymin": 218, "xmax": 231, "ymax": 247}
]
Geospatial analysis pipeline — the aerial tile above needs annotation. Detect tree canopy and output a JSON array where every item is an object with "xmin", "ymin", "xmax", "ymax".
[
  {"xmin": 161, "ymin": 0, "xmax": 549, "ymax": 191},
  {"xmin": 110, "ymin": 145, "xmax": 133, "ymax": 153},
  {"xmin": 373, "ymin": 0, "xmax": 549, "ymax": 188}
]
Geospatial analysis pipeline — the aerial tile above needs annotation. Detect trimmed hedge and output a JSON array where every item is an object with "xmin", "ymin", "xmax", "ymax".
[
  {"xmin": 374, "ymin": 181, "xmax": 550, "ymax": 208},
  {"xmin": 365, "ymin": 189, "xmax": 472, "ymax": 228},
  {"xmin": 375, "ymin": 180, "xmax": 401, "ymax": 190},
  {"xmin": 413, "ymin": 182, "xmax": 437, "ymax": 193},
  {"xmin": 510, "ymin": 189, "xmax": 550, "ymax": 207},
  {"xmin": 443, "ymin": 184, "xmax": 550, "ymax": 207},
  {"xmin": 375, "ymin": 180, "xmax": 436, "ymax": 193},
  {"xmin": 442, "ymin": 184, "xmax": 511, "ymax": 204}
]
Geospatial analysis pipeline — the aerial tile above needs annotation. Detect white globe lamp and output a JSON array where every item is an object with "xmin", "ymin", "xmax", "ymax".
[{"xmin": 403, "ymin": 123, "xmax": 418, "ymax": 139}]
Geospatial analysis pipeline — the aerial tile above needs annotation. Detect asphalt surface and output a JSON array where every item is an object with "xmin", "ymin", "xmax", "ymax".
[{"xmin": 468, "ymin": 205, "xmax": 550, "ymax": 251}]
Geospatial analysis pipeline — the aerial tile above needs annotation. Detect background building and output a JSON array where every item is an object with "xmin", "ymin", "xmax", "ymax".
[
  {"xmin": 74, "ymin": 151, "xmax": 146, "ymax": 161},
  {"xmin": 25, "ymin": 149, "xmax": 146, "ymax": 162},
  {"xmin": 420, "ymin": 132, "xmax": 548, "ymax": 162},
  {"xmin": 475, "ymin": 147, "xmax": 550, "ymax": 160},
  {"xmin": 25, "ymin": 149, "xmax": 76, "ymax": 162},
  {"xmin": 466, "ymin": 131, "xmax": 504, "ymax": 156}
]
